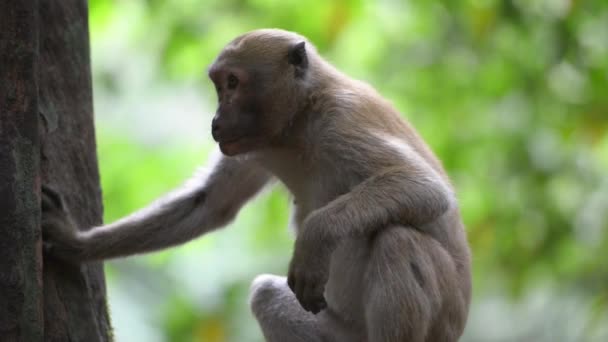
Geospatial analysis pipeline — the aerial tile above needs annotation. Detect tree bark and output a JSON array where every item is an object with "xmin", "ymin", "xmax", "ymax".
[
  {"xmin": 1, "ymin": 0, "xmax": 112, "ymax": 340},
  {"xmin": 0, "ymin": 0, "xmax": 44, "ymax": 340}
]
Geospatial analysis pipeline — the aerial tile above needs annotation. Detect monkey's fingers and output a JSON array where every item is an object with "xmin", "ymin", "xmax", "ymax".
[
  {"xmin": 41, "ymin": 215, "xmax": 61, "ymax": 239},
  {"xmin": 41, "ymin": 239, "xmax": 85, "ymax": 264},
  {"xmin": 310, "ymin": 298, "xmax": 327, "ymax": 314},
  {"xmin": 41, "ymin": 185, "xmax": 65, "ymax": 211},
  {"xmin": 43, "ymin": 241, "xmax": 54, "ymax": 254},
  {"xmin": 302, "ymin": 282, "xmax": 327, "ymax": 314},
  {"xmin": 293, "ymin": 276, "xmax": 308, "ymax": 309},
  {"xmin": 300, "ymin": 280, "xmax": 314, "ymax": 312},
  {"xmin": 312, "ymin": 283, "xmax": 327, "ymax": 313},
  {"xmin": 304, "ymin": 294, "xmax": 327, "ymax": 314},
  {"xmin": 287, "ymin": 273, "xmax": 296, "ymax": 292}
]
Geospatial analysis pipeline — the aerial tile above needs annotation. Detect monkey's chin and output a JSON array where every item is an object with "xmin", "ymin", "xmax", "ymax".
[{"xmin": 219, "ymin": 141, "xmax": 243, "ymax": 156}]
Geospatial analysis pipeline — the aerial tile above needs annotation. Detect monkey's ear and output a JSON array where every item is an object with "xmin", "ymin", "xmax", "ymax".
[{"xmin": 288, "ymin": 41, "xmax": 308, "ymax": 77}]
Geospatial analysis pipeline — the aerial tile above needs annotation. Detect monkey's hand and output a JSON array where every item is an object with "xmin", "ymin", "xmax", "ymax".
[
  {"xmin": 41, "ymin": 186, "xmax": 87, "ymax": 262},
  {"xmin": 287, "ymin": 215, "xmax": 335, "ymax": 314}
]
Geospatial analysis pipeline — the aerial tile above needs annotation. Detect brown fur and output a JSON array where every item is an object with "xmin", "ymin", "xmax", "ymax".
[{"xmin": 42, "ymin": 29, "xmax": 471, "ymax": 341}]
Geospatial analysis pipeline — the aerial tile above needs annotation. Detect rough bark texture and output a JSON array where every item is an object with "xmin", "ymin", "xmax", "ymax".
[
  {"xmin": 0, "ymin": 0, "xmax": 44, "ymax": 341},
  {"xmin": 38, "ymin": 0, "xmax": 112, "ymax": 341},
  {"xmin": 1, "ymin": 0, "xmax": 112, "ymax": 340}
]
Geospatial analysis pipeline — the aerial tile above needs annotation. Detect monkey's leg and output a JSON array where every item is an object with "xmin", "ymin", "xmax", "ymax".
[
  {"xmin": 364, "ymin": 226, "xmax": 466, "ymax": 342},
  {"xmin": 249, "ymin": 274, "xmax": 324, "ymax": 342}
]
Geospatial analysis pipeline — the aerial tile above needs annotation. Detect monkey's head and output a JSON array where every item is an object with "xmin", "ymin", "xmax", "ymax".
[{"xmin": 208, "ymin": 29, "xmax": 313, "ymax": 156}]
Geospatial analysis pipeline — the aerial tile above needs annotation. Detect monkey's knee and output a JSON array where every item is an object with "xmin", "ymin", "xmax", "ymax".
[
  {"xmin": 249, "ymin": 274, "xmax": 288, "ymax": 316},
  {"xmin": 366, "ymin": 227, "xmax": 466, "ymax": 342}
]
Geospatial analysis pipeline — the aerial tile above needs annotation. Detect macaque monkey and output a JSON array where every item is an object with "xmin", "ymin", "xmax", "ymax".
[{"xmin": 42, "ymin": 29, "xmax": 471, "ymax": 342}]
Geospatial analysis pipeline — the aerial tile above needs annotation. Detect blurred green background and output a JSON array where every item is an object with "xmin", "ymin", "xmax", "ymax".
[{"xmin": 88, "ymin": 0, "xmax": 608, "ymax": 341}]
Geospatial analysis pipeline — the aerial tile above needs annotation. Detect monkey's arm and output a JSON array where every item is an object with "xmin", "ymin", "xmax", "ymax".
[
  {"xmin": 289, "ymin": 156, "xmax": 454, "ymax": 313},
  {"xmin": 42, "ymin": 152, "xmax": 271, "ymax": 261},
  {"xmin": 307, "ymin": 165, "xmax": 454, "ymax": 243}
]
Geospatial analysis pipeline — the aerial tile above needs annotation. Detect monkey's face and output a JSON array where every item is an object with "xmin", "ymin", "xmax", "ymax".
[
  {"xmin": 207, "ymin": 31, "xmax": 310, "ymax": 156},
  {"xmin": 208, "ymin": 65, "xmax": 264, "ymax": 156}
]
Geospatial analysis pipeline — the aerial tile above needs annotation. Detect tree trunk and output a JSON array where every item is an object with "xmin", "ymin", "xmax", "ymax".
[
  {"xmin": 0, "ymin": 0, "xmax": 44, "ymax": 340},
  {"xmin": 1, "ymin": 0, "xmax": 112, "ymax": 340}
]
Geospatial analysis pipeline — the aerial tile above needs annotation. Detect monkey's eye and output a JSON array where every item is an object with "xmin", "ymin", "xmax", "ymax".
[{"xmin": 227, "ymin": 74, "xmax": 239, "ymax": 90}]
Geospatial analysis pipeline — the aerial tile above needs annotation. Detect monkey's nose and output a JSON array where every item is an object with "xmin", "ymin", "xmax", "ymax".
[
  {"xmin": 211, "ymin": 117, "xmax": 221, "ymax": 140},
  {"xmin": 212, "ymin": 117, "xmax": 220, "ymax": 134}
]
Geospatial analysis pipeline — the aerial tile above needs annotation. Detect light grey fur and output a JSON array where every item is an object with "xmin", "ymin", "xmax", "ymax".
[{"xmin": 42, "ymin": 29, "xmax": 472, "ymax": 342}]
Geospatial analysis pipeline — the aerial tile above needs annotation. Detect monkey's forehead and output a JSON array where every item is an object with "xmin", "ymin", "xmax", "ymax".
[
  {"xmin": 207, "ymin": 29, "xmax": 315, "ymax": 74},
  {"xmin": 209, "ymin": 47, "xmax": 285, "ymax": 72},
  {"xmin": 207, "ymin": 56, "xmax": 248, "ymax": 73},
  {"xmin": 235, "ymin": 29, "xmax": 307, "ymax": 46},
  {"xmin": 221, "ymin": 29, "xmax": 311, "ymax": 57}
]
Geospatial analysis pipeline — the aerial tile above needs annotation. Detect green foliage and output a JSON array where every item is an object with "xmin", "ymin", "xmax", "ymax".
[{"xmin": 89, "ymin": 0, "xmax": 608, "ymax": 341}]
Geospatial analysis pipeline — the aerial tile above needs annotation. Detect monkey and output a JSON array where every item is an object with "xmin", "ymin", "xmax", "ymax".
[{"xmin": 41, "ymin": 29, "xmax": 472, "ymax": 342}]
